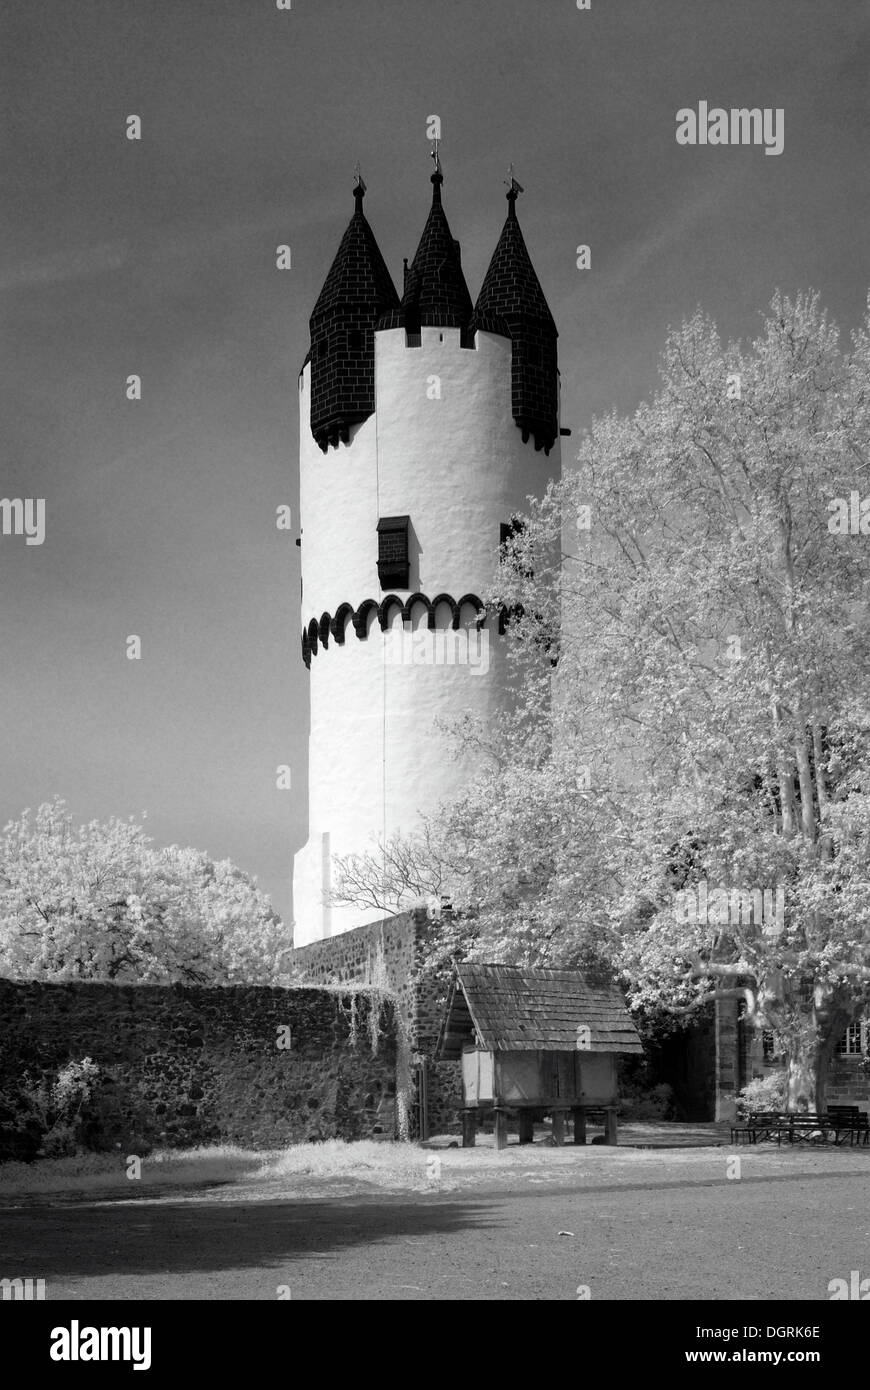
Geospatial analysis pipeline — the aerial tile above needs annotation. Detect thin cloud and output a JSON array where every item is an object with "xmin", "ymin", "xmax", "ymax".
[
  {"xmin": 0, "ymin": 199, "xmax": 339, "ymax": 297},
  {"xmin": 604, "ymin": 163, "xmax": 748, "ymax": 295},
  {"xmin": 0, "ymin": 241, "xmax": 129, "ymax": 294}
]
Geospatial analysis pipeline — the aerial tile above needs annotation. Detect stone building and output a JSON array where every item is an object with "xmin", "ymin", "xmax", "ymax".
[{"xmin": 293, "ymin": 912, "xmax": 870, "ymax": 1133}]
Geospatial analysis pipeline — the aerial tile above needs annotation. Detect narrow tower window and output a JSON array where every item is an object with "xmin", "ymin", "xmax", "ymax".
[
  {"xmin": 377, "ymin": 516, "xmax": 411, "ymax": 590},
  {"xmin": 500, "ymin": 519, "xmax": 532, "ymax": 578},
  {"xmin": 405, "ymin": 308, "xmax": 421, "ymax": 348},
  {"xmin": 500, "ymin": 518, "xmax": 528, "ymax": 553}
]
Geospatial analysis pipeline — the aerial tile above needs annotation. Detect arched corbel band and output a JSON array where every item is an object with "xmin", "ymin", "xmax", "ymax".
[
  {"xmin": 301, "ymin": 591, "xmax": 508, "ymax": 668},
  {"xmin": 352, "ymin": 598, "xmax": 379, "ymax": 638},
  {"xmin": 330, "ymin": 603, "xmax": 355, "ymax": 644}
]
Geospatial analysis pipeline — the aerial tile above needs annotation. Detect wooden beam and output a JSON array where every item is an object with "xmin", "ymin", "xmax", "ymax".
[
  {"xmin": 604, "ymin": 1106, "xmax": 618, "ymax": 1145},
  {"xmin": 461, "ymin": 1109, "xmax": 477, "ymax": 1148},
  {"xmin": 494, "ymin": 1109, "xmax": 509, "ymax": 1151},
  {"xmin": 572, "ymin": 1107, "xmax": 586, "ymax": 1145}
]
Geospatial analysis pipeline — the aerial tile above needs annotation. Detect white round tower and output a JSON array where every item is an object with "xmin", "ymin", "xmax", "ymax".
[{"xmin": 293, "ymin": 167, "xmax": 562, "ymax": 943}]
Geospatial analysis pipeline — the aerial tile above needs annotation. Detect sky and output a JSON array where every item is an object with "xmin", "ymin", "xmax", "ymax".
[{"xmin": 2, "ymin": 0, "xmax": 869, "ymax": 927}]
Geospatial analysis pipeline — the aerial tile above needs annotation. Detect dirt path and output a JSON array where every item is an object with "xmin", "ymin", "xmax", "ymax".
[{"xmin": 3, "ymin": 1146, "xmax": 869, "ymax": 1300}]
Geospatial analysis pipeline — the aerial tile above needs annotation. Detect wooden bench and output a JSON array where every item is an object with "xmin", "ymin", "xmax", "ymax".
[
  {"xmin": 828, "ymin": 1105, "xmax": 870, "ymax": 1147},
  {"xmin": 731, "ymin": 1109, "xmax": 870, "ymax": 1146}
]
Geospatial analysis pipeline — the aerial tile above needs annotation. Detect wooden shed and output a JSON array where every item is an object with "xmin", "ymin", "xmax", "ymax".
[{"xmin": 437, "ymin": 962, "xmax": 643, "ymax": 1148}]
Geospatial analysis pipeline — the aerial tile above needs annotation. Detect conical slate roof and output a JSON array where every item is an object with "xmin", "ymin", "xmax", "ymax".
[
  {"xmin": 307, "ymin": 184, "xmax": 399, "ymax": 451},
  {"xmin": 473, "ymin": 192, "xmax": 556, "ymax": 334},
  {"xmin": 311, "ymin": 186, "xmax": 399, "ymax": 324},
  {"xmin": 472, "ymin": 188, "xmax": 560, "ymax": 454},
  {"xmin": 378, "ymin": 172, "xmax": 473, "ymax": 330}
]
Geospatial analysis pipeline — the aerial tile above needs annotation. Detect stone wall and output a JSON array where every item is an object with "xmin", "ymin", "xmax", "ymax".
[
  {"xmin": 827, "ymin": 1055, "xmax": 870, "ymax": 1109},
  {"xmin": 292, "ymin": 909, "xmax": 463, "ymax": 1136},
  {"xmin": 742, "ymin": 1027, "xmax": 870, "ymax": 1113},
  {"xmin": 0, "ymin": 979, "xmax": 397, "ymax": 1161}
]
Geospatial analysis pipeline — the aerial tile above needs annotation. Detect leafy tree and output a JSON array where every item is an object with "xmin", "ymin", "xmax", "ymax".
[
  {"xmin": 0, "ymin": 798, "xmax": 287, "ymax": 983},
  {"xmin": 340, "ymin": 293, "xmax": 870, "ymax": 1112},
  {"xmin": 496, "ymin": 291, "xmax": 870, "ymax": 1110}
]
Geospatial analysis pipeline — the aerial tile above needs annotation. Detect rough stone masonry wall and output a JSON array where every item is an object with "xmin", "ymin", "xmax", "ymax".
[
  {"xmin": 0, "ymin": 979, "xmax": 397, "ymax": 1161},
  {"xmin": 292, "ymin": 910, "xmax": 463, "ymax": 1135},
  {"xmin": 742, "ymin": 1032, "xmax": 870, "ymax": 1112},
  {"xmin": 712, "ymin": 997, "xmax": 870, "ymax": 1116}
]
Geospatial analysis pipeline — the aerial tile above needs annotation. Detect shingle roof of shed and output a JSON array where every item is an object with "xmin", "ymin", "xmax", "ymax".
[{"xmin": 437, "ymin": 962, "xmax": 643, "ymax": 1060}]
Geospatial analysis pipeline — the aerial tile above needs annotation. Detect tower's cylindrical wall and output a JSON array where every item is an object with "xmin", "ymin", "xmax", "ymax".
[{"xmin": 293, "ymin": 326, "xmax": 560, "ymax": 944}]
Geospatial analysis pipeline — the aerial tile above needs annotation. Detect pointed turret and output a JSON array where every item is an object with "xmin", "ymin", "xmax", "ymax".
[
  {"xmin": 378, "ymin": 164, "xmax": 473, "ymax": 333},
  {"xmin": 308, "ymin": 178, "xmax": 400, "ymax": 452},
  {"xmin": 473, "ymin": 181, "xmax": 559, "ymax": 453}
]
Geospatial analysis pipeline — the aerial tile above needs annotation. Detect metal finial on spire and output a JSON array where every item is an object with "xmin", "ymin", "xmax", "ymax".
[
  {"xmin": 504, "ymin": 162, "xmax": 524, "ymax": 196},
  {"xmin": 353, "ymin": 161, "xmax": 367, "ymax": 199},
  {"xmin": 430, "ymin": 138, "xmax": 441, "ymax": 176},
  {"xmin": 504, "ymin": 163, "xmax": 523, "ymax": 218}
]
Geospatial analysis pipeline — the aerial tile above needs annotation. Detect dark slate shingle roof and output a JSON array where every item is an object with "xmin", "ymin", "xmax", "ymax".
[
  {"xmin": 473, "ymin": 199, "xmax": 557, "ymax": 334},
  {"xmin": 310, "ymin": 195, "xmax": 399, "ymax": 323},
  {"xmin": 378, "ymin": 174, "xmax": 473, "ymax": 331},
  {"xmin": 438, "ymin": 962, "xmax": 643, "ymax": 1060}
]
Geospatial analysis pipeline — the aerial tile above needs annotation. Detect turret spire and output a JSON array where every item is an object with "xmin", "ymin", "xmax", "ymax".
[
  {"xmin": 473, "ymin": 176, "xmax": 559, "ymax": 453},
  {"xmin": 377, "ymin": 149, "xmax": 472, "ymax": 332},
  {"xmin": 307, "ymin": 174, "xmax": 399, "ymax": 451}
]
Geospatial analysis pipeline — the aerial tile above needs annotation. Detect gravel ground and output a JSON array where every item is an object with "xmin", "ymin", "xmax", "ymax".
[{"xmin": 2, "ymin": 1142, "xmax": 869, "ymax": 1300}]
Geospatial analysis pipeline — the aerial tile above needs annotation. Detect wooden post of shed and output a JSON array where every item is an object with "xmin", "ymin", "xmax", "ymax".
[
  {"xmin": 572, "ymin": 1107, "xmax": 586, "ymax": 1145},
  {"xmin": 518, "ymin": 1112, "xmax": 535, "ymax": 1145},
  {"xmin": 604, "ymin": 1106, "xmax": 618, "ymax": 1145},
  {"xmin": 494, "ymin": 1109, "xmax": 509, "ymax": 1151},
  {"xmin": 461, "ymin": 1109, "xmax": 477, "ymax": 1147},
  {"xmin": 551, "ymin": 1110, "xmax": 566, "ymax": 1146}
]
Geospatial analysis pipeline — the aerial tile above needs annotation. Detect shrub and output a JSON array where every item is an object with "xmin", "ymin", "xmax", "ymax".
[
  {"xmin": 737, "ymin": 1071, "xmax": 786, "ymax": 1115},
  {"xmin": 2, "ymin": 1058, "xmax": 102, "ymax": 1159}
]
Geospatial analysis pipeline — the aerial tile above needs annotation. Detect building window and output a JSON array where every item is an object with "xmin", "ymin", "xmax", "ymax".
[
  {"xmin": 377, "ymin": 516, "xmax": 410, "ymax": 590},
  {"xmin": 761, "ymin": 1031, "xmax": 777, "ymax": 1061},
  {"xmin": 525, "ymin": 343, "xmax": 543, "ymax": 368},
  {"xmin": 347, "ymin": 330, "xmax": 364, "ymax": 351},
  {"xmin": 500, "ymin": 518, "xmax": 532, "ymax": 578},
  {"xmin": 837, "ymin": 1022, "xmax": 867, "ymax": 1056},
  {"xmin": 404, "ymin": 308, "xmax": 421, "ymax": 348}
]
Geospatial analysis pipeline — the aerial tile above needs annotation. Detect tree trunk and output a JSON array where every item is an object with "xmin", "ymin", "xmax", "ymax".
[
  {"xmin": 772, "ymin": 700, "xmax": 794, "ymax": 828},
  {"xmin": 784, "ymin": 1046, "xmax": 824, "ymax": 1112},
  {"xmin": 793, "ymin": 730, "xmax": 817, "ymax": 842},
  {"xmin": 784, "ymin": 1020, "xmax": 846, "ymax": 1113},
  {"xmin": 778, "ymin": 981, "xmax": 855, "ymax": 1113}
]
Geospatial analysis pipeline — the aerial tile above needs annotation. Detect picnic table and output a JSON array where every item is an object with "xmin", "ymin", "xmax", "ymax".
[{"xmin": 731, "ymin": 1105, "xmax": 870, "ymax": 1146}]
